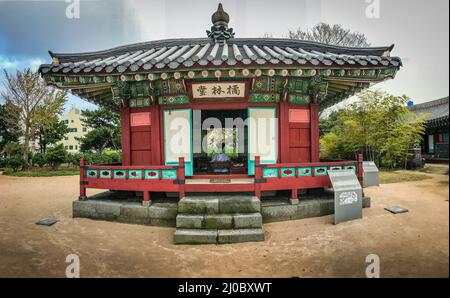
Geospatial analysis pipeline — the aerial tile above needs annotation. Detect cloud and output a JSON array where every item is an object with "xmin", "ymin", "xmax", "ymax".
[
  {"xmin": 0, "ymin": 57, "xmax": 18, "ymax": 70},
  {"xmin": 0, "ymin": 56, "xmax": 44, "ymax": 71}
]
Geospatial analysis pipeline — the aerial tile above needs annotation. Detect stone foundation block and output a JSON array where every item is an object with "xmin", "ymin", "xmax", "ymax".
[
  {"xmin": 219, "ymin": 196, "xmax": 260, "ymax": 213},
  {"xmin": 261, "ymin": 204, "xmax": 298, "ymax": 223},
  {"xmin": 289, "ymin": 198, "xmax": 300, "ymax": 205},
  {"xmin": 148, "ymin": 205, "xmax": 178, "ymax": 219},
  {"xmin": 95, "ymin": 201, "xmax": 121, "ymax": 219},
  {"xmin": 204, "ymin": 214, "xmax": 233, "ymax": 229},
  {"xmin": 298, "ymin": 200, "xmax": 321, "ymax": 219},
  {"xmin": 178, "ymin": 198, "xmax": 219, "ymax": 214},
  {"xmin": 73, "ymin": 200, "xmax": 97, "ymax": 218},
  {"xmin": 176, "ymin": 215, "xmax": 204, "ymax": 229},
  {"xmin": 319, "ymin": 200, "xmax": 335, "ymax": 215},
  {"xmin": 217, "ymin": 229, "xmax": 265, "ymax": 244},
  {"xmin": 174, "ymin": 229, "xmax": 218, "ymax": 244},
  {"xmin": 119, "ymin": 205, "xmax": 149, "ymax": 224},
  {"xmin": 233, "ymin": 213, "xmax": 262, "ymax": 229}
]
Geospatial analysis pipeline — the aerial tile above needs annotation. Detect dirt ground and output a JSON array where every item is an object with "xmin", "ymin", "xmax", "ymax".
[{"xmin": 0, "ymin": 166, "xmax": 448, "ymax": 278}]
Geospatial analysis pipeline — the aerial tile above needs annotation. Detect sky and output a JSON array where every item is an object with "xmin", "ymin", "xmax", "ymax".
[{"xmin": 0, "ymin": 0, "xmax": 448, "ymax": 113}]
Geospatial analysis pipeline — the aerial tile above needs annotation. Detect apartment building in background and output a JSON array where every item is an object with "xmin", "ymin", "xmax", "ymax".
[{"xmin": 60, "ymin": 108, "xmax": 89, "ymax": 153}]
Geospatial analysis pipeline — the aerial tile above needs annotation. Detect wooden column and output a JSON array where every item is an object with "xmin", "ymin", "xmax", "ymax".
[
  {"xmin": 310, "ymin": 103, "xmax": 320, "ymax": 162},
  {"xmin": 178, "ymin": 157, "xmax": 186, "ymax": 200},
  {"xmin": 291, "ymin": 188, "xmax": 298, "ymax": 200},
  {"xmin": 150, "ymin": 105, "xmax": 162, "ymax": 165},
  {"xmin": 121, "ymin": 107, "xmax": 131, "ymax": 166},
  {"xmin": 79, "ymin": 159, "xmax": 87, "ymax": 200},
  {"xmin": 279, "ymin": 102, "xmax": 290, "ymax": 163},
  {"xmin": 357, "ymin": 153, "xmax": 364, "ymax": 187},
  {"xmin": 143, "ymin": 191, "xmax": 151, "ymax": 204},
  {"xmin": 254, "ymin": 156, "xmax": 262, "ymax": 200}
]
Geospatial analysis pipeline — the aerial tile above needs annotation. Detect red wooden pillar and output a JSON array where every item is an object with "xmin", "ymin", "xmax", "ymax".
[
  {"xmin": 178, "ymin": 157, "xmax": 186, "ymax": 200},
  {"xmin": 291, "ymin": 188, "xmax": 298, "ymax": 200},
  {"xmin": 143, "ymin": 191, "xmax": 151, "ymax": 205},
  {"xmin": 279, "ymin": 102, "xmax": 290, "ymax": 163},
  {"xmin": 254, "ymin": 156, "xmax": 262, "ymax": 200},
  {"xmin": 79, "ymin": 159, "xmax": 87, "ymax": 200},
  {"xmin": 121, "ymin": 107, "xmax": 131, "ymax": 166},
  {"xmin": 357, "ymin": 153, "xmax": 364, "ymax": 187},
  {"xmin": 150, "ymin": 105, "xmax": 162, "ymax": 165},
  {"xmin": 310, "ymin": 103, "xmax": 320, "ymax": 162}
]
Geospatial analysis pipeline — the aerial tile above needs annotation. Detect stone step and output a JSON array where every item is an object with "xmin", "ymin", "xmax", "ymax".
[
  {"xmin": 178, "ymin": 195, "xmax": 260, "ymax": 215},
  {"xmin": 176, "ymin": 213, "xmax": 262, "ymax": 229},
  {"xmin": 174, "ymin": 228, "xmax": 265, "ymax": 244},
  {"xmin": 218, "ymin": 229, "xmax": 265, "ymax": 244},
  {"xmin": 174, "ymin": 229, "xmax": 217, "ymax": 244}
]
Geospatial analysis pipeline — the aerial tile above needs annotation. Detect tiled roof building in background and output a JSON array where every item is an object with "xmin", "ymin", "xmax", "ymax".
[{"xmin": 409, "ymin": 97, "xmax": 449, "ymax": 160}]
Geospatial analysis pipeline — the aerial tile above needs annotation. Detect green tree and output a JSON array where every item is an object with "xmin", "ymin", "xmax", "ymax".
[
  {"xmin": 78, "ymin": 108, "xmax": 121, "ymax": 153},
  {"xmin": 5, "ymin": 154, "xmax": 24, "ymax": 171},
  {"xmin": 1, "ymin": 142, "xmax": 22, "ymax": 158},
  {"xmin": 37, "ymin": 116, "xmax": 69, "ymax": 154},
  {"xmin": 66, "ymin": 152, "xmax": 83, "ymax": 167},
  {"xmin": 0, "ymin": 69, "xmax": 67, "ymax": 169},
  {"xmin": 320, "ymin": 90, "xmax": 426, "ymax": 169},
  {"xmin": 0, "ymin": 104, "xmax": 21, "ymax": 151},
  {"xmin": 32, "ymin": 152, "xmax": 47, "ymax": 167},
  {"xmin": 288, "ymin": 23, "xmax": 371, "ymax": 47},
  {"xmin": 79, "ymin": 127, "xmax": 114, "ymax": 152},
  {"xmin": 44, "ymin": 144, "xmax": 67, "ymax": 170},
  {"xmin": 319, "ymin": 110, "xmax": 340, "ymax": 137}
]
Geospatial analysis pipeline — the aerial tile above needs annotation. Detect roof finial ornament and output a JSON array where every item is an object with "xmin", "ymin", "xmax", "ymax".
[{"xmin": 207, "ymin": 3, "xmax": 235, "ymax": 43}]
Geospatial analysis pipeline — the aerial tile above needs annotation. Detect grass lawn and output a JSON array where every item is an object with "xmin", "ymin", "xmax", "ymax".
[
  {"xmin": 379, "ymin": 170, "xmax": 432, "ymax": 184},
  {"xmin": 2, "ymin": 168, "xmax": 79, "ymax": 177}
]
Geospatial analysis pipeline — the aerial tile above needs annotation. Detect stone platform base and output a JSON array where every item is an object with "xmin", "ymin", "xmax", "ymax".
[
  {"xmin": 73, "ymin": 191, "xmax": 371, "ymax": 228},
  {"xmin": 73, "ymin": 191, "xmax": 178, "ymax": 227}
]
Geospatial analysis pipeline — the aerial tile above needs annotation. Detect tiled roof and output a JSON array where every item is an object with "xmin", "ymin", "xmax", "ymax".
[
  {"xmin": 39, "ymin": 38, "xmax": 401, "ymax": 75},
  {"xmin": 409, "ymin": 97, "xmax": 449, "ymax": 121}
]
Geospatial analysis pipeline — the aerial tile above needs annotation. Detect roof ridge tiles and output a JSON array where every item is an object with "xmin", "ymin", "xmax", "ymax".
[{"xmin": 49, "ymin": 38, "xmax": 397, "ymax": 63}]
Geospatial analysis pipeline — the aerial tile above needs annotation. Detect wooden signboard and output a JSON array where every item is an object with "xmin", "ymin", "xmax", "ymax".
[{"xmin": 191, "ymin": 82, "xmax": 246, "ymax": 99}]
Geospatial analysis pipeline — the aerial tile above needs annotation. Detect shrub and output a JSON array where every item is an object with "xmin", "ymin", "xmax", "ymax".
[
  {"xmin": 45, "ymin": 144, "xmax": 67, "ymax": 170},
  {"xmin": 5, "ymin": 155, "xmax": 24, "ymax": 171},
  {"xmin": 3, "ymin": 167, "xmax": 14, "ymax": 175},
  {"xmin": 0, "ymin": 157, "xmax": 6, "ymax": 168},
  {"xmin": 33, "ymin": 153, "xmax": 47, "ymax": 167},
  {"xmin": 80, "ymin": 152, "xmax": 121, "ymax": 165},
  {"xmin": 67, "ymin": 152, "xmax": 83, "ymax": 167}
]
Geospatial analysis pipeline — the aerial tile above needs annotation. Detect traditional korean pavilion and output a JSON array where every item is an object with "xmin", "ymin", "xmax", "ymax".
[
  {"xmin": 39, "ymin": 4, "xmax": 402, "ymax": 205},
  {"xmin": 409, "ymin": 97, "xmax": 449, "ymax": 161}
]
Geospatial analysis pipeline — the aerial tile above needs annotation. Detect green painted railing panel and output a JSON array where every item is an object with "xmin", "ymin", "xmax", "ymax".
[
  {"xmin": 113, "ymin": 170, "xmax": 127, "ymax": 179},
  {"xmin": 314, "ymin": 166, "xmax": 328, "ymax": 176},
  {"xmin": 99, "ymin": 170, "xmax": 112, "ymax": 178},
  {"xmin": 145, "ymin": 170, "xmax": 160, "ymax": 179},
  {"xmin": 128, "ymin": 170, "xmax": 143, "ymax": 179},
  {"xmin": 281, "ymin": 167, "xmax": 296, "ymax": 177},
  {"xmin": 262, "ymin": 168, "xmax": 278, "ymax": 178},
  {"xmin": 86, "ymin": 169, "xmax": 98, "ymax": 178},
  {"xmin": 298, "ymin": 167, "xmax": 312, "ymax": 177},
  {"xmin": 162, "ymin": 169, "xmax": 177, "ymax": 180}
]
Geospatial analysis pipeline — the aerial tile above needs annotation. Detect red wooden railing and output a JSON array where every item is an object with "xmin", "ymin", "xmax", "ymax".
[
  {"xmin": 79, "ymin": 155, "xmax": 364, "ymax": 203},
  {"xmin": 254, "ymin": 156, "xmax": 363, "ymax": 200},
  {"xmin": 79, "ymin": 157, "xmax": 185, "ymax": 203}
]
